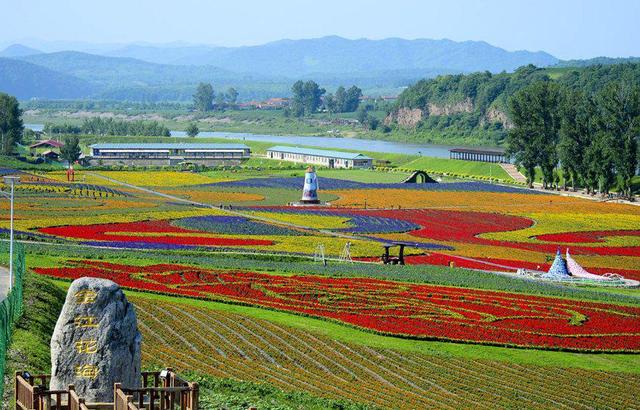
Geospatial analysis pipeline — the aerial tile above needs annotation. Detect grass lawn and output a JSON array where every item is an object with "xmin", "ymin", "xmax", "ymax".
[
  {"xmin": 403, "ymin": 156, "xmax": 511, "ymax": 180},
  {"xmin": 306, "ymin": 168, "xmax": 411, "ymax": 183}
]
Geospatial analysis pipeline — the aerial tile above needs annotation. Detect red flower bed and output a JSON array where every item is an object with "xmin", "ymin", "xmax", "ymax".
[
  {"xmin": 39, "ymin": 220, "xmax": 273, "ymax": 248},
  {"xmin": 536, "ymin": 230, "xmax": 640, "ymax": 244},
  {"xmin": 34, "ymin": 260, "xmax": 640, "ymax": 352},
  {"xmin": 340, "ymin": 208, "xmax": 640, "ymax": 257}
]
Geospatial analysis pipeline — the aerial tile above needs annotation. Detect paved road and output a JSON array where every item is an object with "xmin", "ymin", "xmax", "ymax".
[{"xmin": 0, "ymin": 266, "xmax": 10, "ymax": 300}]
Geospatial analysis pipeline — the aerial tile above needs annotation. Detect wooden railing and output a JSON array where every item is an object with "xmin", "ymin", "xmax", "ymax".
[
  {"xmin": 15, "ymin": 370, "xmax": 198, "ymax": 410},
  {"xmin": 117, "ymin": 369, "xmax": 199, "ymax": 410}
]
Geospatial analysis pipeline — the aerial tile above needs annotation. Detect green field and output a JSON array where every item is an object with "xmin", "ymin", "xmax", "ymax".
[{"xmin": 402, "ymin": 156, "xmax": 511, "ymax": 180}]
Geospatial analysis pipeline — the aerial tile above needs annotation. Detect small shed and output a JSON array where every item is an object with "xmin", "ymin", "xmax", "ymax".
[
  {"xmin": 29, "ymin": 139, "xmax": 64, "ymax": 157},
  {"xmin": 42, "ymin": 150, "xmax": 60, "ymax": 160}
]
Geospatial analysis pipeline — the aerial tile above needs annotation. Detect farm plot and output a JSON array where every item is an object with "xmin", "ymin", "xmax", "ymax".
[
  {"xmin": 130, "ymin": 295, "xmax": 640, "ymax": 410},
  {"xmin": 33, "ymin": 260, "xmax": 640, "ymax": 352}
]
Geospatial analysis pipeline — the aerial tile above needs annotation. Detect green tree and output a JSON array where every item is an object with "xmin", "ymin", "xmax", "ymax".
[
  {"xmin": 291, "ymin": 80, "xmax": 306, "ymax": 117},
  {"xmin": 357, "ymin": 106, "xmax": 369, "ymax": 125},
  {"xmin": 0, "ymin": 93, "xmax": 24, "ymax": 155},
  {"xmin": 324, "ymin": 93, "xmax": 338, "ymax": 114},
  {"xmin": 335, "ymin": 86, "xmax": 346, "ymax": 111},
  {"xmin": 186, "ymin": 123, "xmax": 199, "ymax": 138},
  {"xmin": 344, "ymin": 85, "xmax": 363, "ymax": 112},
  {"xmin": 507, "ymin": 81, "xmax": 562, "ymax": 188},
  {"xmin": 226, "ymin": 87, "xmax": 239, "ymax": 105},
  {"xmin": 302, "ymin": 80, "xmax": 325, "ymax": 114},
  {"xmin": 60, "ymin": 136, "xmax": 81, "ymax": 166},
  {"xmin": 290, "ymin": 80, "xmax": 325, "ymax": 117},
  {"xmin": 193, "ymin": 83, "xmax": 214, "ymax": 112},
  {"xmin": 559, "ymin": 90, "xmax": 595, "ymax": 190},
  {"xmin": 594, "ymin": 81, "xmax": 640, "ymax": 197},
  {"xmin": 215, "ymin": 92, "xmax": 226, "ymax": 110}
]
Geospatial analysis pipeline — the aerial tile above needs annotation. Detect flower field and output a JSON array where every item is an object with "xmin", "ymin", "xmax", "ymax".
[
  {"xmin": 129, "ymin": 294, "xmax": 640, "ymax": 409},
  {"xmin": 34, "ymin": 260, "xmax": 640, "ymax": 352},
  {"xmin": 5, "ymin": 166, "xmax": 640, "ymax": 407}
]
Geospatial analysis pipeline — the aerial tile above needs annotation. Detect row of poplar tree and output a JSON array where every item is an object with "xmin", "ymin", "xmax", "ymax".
[{"xmin": 507, "ymin": 80, "xmax": 639, "ymax": 197}]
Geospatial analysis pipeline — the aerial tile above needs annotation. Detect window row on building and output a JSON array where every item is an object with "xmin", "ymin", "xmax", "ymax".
[{"xmin": 266, "ymin": 146, "xmax": 372, "ymax": 169}]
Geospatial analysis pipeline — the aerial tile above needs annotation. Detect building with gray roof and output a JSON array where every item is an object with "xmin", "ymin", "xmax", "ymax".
[
  {"xmin": 89, "ymin": 143, "xmax": 250, "ymax": 166},
  {"xmin": 266, "ymin": 146, "xmax": 372, "ymax": 169}
]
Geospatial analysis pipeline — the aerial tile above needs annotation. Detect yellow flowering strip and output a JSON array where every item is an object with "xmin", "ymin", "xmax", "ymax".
[
  {"xmin": 93, "ymin": 171, "xmax": 223, "ymax": 187},
  {"xmin": 248, "ymin": 211, "xmax": 353, "ymax": 230}
]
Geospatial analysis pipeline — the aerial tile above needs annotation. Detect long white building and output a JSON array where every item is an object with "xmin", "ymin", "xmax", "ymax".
[
  {"xmin": 89, "ymin": 143, "xmax": 250, "ymax": 166},
  {"xmin": 266, "ymin": 146, "xmax": 372, "ymax": 169}
]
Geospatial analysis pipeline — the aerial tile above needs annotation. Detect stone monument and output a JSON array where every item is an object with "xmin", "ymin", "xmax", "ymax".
[{"xmin": 50, "ymin": 277, "xmax": 142, "ymax": 402}]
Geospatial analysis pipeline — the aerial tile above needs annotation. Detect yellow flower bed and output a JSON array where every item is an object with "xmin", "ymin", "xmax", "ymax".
[
  {"xmin": 93, "ymin": 171, "xmax": 222, "ymax": 187},
  {"xmin": 248, "ymin": 211, "xmax": 353, "ymax": 230},
  {"xmin": 162, "ymin": 189, "xmax": 264, "ymax": 204}
]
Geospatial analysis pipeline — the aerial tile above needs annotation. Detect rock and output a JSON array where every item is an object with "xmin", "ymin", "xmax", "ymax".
[
  {"xmin": 484, "ymin": 107, "xmax": 513, "ymax": 129},
  {"xmin": 50, "ymin": 277, "xmax": 141, "ymax": 402},
  {"xmin": 384, "ymin": 107, "xmax": 424, "ymax": 128},
  {"xmin": 427, "ymin": 98, "xmax": 474, "ymax": 116}
]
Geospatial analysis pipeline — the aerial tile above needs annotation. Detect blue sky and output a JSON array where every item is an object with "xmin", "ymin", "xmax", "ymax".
[{"xmin": 2, "ymin": 0, "xmax": 639, "ymax": 59}]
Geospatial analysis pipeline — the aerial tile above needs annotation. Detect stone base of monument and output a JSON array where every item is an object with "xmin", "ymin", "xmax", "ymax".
[{"xmin": 290, "ymin": 200, "xmax": 329, "ymax": 207}]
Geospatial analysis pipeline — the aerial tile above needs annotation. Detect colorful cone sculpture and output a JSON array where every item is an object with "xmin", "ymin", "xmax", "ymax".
[
  {"xmin": 544, "ymin": 249, "xmax": 570, "ymax": 278},
  {"xmin": 300, "ymin": 166, "xmax": 320, "ymax": 204}
]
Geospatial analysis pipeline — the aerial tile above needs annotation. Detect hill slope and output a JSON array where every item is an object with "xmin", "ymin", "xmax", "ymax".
[
  {"xmin": 17, "ymin": 51, "xmax": 242, "ymax": 87},
  {"xmin": 0, "ymin": 58, "xmax": 95, "ymax": 99},
  {"xmin": 0, "ymin": 44, "xmax": 42, "ymax": 58},
  {"xmin": 385, "ymin": 63, "xmax": 640, "ymax": 146}
]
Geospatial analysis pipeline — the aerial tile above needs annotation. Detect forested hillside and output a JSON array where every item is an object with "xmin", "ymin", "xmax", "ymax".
[{"xmin": 386, "ymin": 63, "xmax": 640, "ymax": 145}]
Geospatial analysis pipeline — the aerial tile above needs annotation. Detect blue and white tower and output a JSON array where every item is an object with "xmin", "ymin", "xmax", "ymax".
[{"xmin": 301, "ymin": 166, "xmax": 320, "ymax": 204}]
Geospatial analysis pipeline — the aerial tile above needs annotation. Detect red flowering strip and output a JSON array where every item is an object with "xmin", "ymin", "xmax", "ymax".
[
  {"xmin": 38, "ymin": 220, "xmax": 273, "ymax": 248},
  {"xmin": 536, "ymin": 230, "xmax": 640, "ymax": 244},
  {"xmin": 34, "ymin": 260, "xmax": 640, "ymax": 352}
]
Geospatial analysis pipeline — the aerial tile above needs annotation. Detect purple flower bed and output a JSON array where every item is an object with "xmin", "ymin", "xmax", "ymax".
[
  {"xmin": 0, "ymin": 168, "xmax": 20, "ymax": 176},
  {"xmin": 171, "ymin": 215, "xmax": 306, "ymax": 236},
  {"xmin": 208, "ymin": 178, "xmax": 539, "ymax": 194},
  {"xmin": 338, "ymin": 215, "xmax": 420, "ymax": 233},
  {"xmin": 0, "ymin": 228, "xmax": 58, "ymax": 241}
]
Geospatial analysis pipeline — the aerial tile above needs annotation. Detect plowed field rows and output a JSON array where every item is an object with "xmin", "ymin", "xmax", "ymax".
[{"xmin": 131, "ymin": 296, "xmax": 640, "ymax": 409}]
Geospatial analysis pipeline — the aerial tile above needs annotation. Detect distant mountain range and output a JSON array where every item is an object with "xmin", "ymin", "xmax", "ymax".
[
  {"xmin": 0, "ymin": 36, "xmax": 636, "ymax": 102},
  {"xmin": 100, "ymin": 36, "xmax": 559, "ymax": 75},
  {"xmin": 0, "ymin": 44, "xmax": 42, "ymax": 58}
]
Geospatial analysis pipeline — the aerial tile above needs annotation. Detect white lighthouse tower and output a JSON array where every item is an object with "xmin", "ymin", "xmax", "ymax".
[{"xmin": 300, "ymin": 166, "xmax": 320, "ymax": 204}]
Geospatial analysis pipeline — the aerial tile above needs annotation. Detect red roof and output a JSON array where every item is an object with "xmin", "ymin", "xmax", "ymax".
[{"xmin": 29, "ymin": 139, "xmax": 64, "ymax": 149}]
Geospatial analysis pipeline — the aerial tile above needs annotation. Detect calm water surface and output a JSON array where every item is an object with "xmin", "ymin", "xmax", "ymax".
[{"xmin": 26, "ymin": 124, "xmax": 501, "ymax": 159}]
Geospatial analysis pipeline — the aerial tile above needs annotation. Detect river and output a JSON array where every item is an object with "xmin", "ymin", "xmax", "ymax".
[{"xmin": 26, "ymin": 124, "xmax": 502, "ymax": 159}]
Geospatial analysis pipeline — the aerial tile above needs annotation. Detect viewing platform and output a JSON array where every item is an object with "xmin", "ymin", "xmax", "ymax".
[
  {"xmin": 15, "ymin": 369, "xmax": 198, "ymax": 410},
  {"xmin": 449, "ymin": 148, "xmax": 506, "ymax": 163}
]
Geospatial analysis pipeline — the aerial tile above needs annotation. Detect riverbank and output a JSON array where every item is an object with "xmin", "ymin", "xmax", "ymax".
[{"xmin": 23, "ymin": 108, "xmax": 506, "ymax": 148}]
